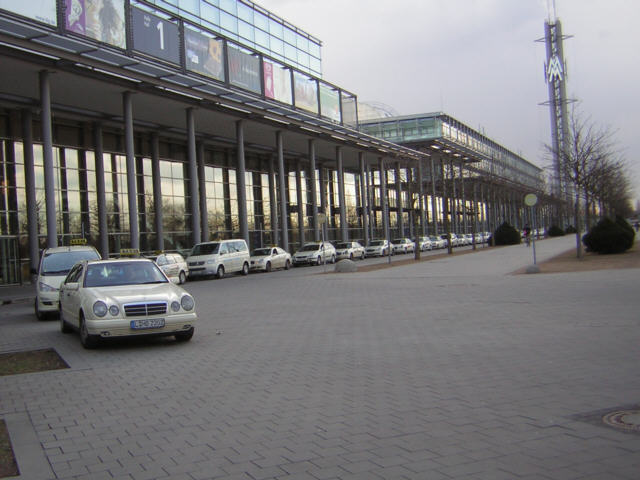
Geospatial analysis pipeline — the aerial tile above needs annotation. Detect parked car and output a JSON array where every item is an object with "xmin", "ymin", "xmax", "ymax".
[
  {"xmin": 365, "ymin": 239, "xmax": 393, "ymax": 257},
  {"xmin": 35, "ymin": 243, "xmax": 102, "ymax": 320},
  {"xmin": 392, "ymin": 238, "xmax": 415, "ymax": 254},
  {"xmin": 440, "ymin": 233, "xmax": 460, "ymax": 248},
  {"xmin": 250, "ymin": 246, "xmax": 291, "ymax": 272},
  {"xmin": 292, "ymin": 242, "xmax": 336, "ymax": 266},
  {"xmin": 186, "ymin": 239, "xmax": 250, "ymax": 279},
  {"xmin": 59, "ymin": 258, "xmax": 196, "ymax": 348},
  {"xmin": 334, "ymin": 241, "xmax": 365, "ymax": 261},
  {"xmin": 149, "ymin": 252, "xmax": 189, "ymax": 284},
  {"xmin": 429, "ymin": 236, "xmax": 446, "ymax": 249},
  {"xmin": 415, "ymin": 236, "xmax": 433, "ymax": 251}
]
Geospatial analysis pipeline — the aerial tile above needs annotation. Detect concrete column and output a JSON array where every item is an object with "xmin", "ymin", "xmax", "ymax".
[
  {"xmin": 276, "ymin": 131, "xmax": 288, "ymax": 252},
  {"xmin": 309, "ymin": 140, "xmax": 319, "ymax": 241},
  {"xmin": 236, "ymin": 120, "xmax": 249, "ymax": 245},
  {"xmin": 123, "ymin": 91, "xmax": 139, "ymax": 250},
  {"xmin": 379, "ymin": 157, "xmax": 389, "ymax": 243},
  {"xmin": 441, "ymin": 157, "xmax": 452, "ymax": 254},
  {"xmin": 94, "ymin": 123, "xmax": 109, "ymax": 257},
  {"xmin": 197, "ymin": 141, "xmax": 208, "ymax": 242},
  {"xmin": 22, "ymin": 110, "xmax": 39, "ymax": 276},
  {"xmin": 150, "ymin": 132, "xmax": 163, "ymax": 252},
  {"xmin": 395, "ymin": 162, "xmax": 403, "ymax": 237},
  {"xmin": 40, "ymin": 70, "xmax": 57, "ymax": 247},
  {"xmin": 366, "ymin": 162, "xmax": 374, "ymax": 242},
  {"xmin": 449, "ymin": 157, "xmax": 457, "ymax": 235},
  {"xmin": 336, "ymin": 147, "xmax": 347, "ymax": 242},
  {"xmin": 187, "ymin": 108, "xmax": 201, "ymax": 244},
  {"xmin": 296, "ymin": 161, "xmax": 304, "ymax": 248},
  {"xmin": 430, "ymin": 155, "xmax": 438, "ymax": 235},
  {"xmin": 319, "ymin": 166, "xmax": 327, "ymax": 240},
  {"xmin": 472, "ymin": 181, "xmax": 478, "ymax": 250},
  {"xmin": 268, "ymin": 155, "xmax": 279, "ymax": 246},
  {"xmin": 418, "ymin": 160, "xmax": 426, "ymax": 238},
  {"xmin": 358, "ymin": 152, "xmax": 369, "ymax": 247},
  {"xmin": 460, "ymin": 160, "xmax": 467, "ymax": 234}
]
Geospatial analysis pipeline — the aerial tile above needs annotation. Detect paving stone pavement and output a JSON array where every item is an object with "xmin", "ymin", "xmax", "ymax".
[{"xmin": 1, "ymin": 236, "xmax": 640, "ymax": 480}]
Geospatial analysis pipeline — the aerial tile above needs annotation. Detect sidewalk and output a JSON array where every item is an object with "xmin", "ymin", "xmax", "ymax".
[{"xmin": 0, "ymin": 282, "xmax": 35, "ymax": 306}]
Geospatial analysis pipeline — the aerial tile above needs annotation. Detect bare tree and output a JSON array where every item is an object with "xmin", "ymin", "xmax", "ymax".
[{"xmin": 546, "ymin": 107, "xmax": 618, "ymax": 258}]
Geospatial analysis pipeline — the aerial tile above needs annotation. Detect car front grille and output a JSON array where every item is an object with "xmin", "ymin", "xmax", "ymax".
[
  {"xmin": 124, "ymin": 302, "xmax": 167, "ymax": 317},
  {"xmin": 188, "ymin": 261, "xmax": 204, "ymax": 266}
]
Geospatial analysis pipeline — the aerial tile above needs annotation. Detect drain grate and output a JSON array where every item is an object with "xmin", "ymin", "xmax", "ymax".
[{"xmin": 602, "ymin": 410, "xmax": 640, "ymax": 433}]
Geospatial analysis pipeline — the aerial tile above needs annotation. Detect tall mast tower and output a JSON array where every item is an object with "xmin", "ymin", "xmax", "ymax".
[{"xmin": 538, "ymin": 3, "xmax": 573, "ymax": 199}]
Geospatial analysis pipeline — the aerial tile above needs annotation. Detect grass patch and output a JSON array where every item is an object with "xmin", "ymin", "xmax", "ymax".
[
  {"xmin": 0, "ymin": 348, "xmax": 69, "ymax": 377},
  {"xmin": 0, "ymin": 419, "xmax": 18, "ymax": 478}
]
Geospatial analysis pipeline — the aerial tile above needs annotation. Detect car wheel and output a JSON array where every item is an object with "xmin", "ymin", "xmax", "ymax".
[
  {"xmin": 331, "ymin": 255, "xmax": 336, "ymax": 264},
  {"xmin": 241, "ymin": 262, "xmax": 249, "ymax": 276},
  {"xmin": 60, "ymin": 314, "xmax": 72, "ymax": 334},
  {"xmin": 79, "ymin": 314, "xmax": 98, "ymax": 349},
  {"xmin": 35, "ymin": 299, "xmax": 46, "ymax": 321},
  {"xmin": 175, "ymin": 327, "xmax": 194, "ymax": 342},
  {"xmin": 216, "ymin": 265, "xmax": 225, "ymax": 279},
  {"xmin": 265, "ymin": 261, "xmax": 272, "ymax": 272},
  {"xmin": 178, "ymin": 271, "xmax": 187, "ymax": 285},
  {"xmin": 284, "ymin": 260, "xmax": 291, "ymax": 270}
]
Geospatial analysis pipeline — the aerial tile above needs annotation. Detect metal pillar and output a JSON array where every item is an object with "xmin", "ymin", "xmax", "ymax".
[
  {"xmin": 441, "ymin": 158, "xmax": 452, "ymax": 254},
  {"xmin": 40, "ymin": 71, "xmax": 57, "ymax": 248},
  {"xmin": 430, "ymin": 155, "xmax": 438, "ymax": 235},
  {"xmin": 379, "ymin": 157, "xmax": 391, "ymax": 263},
  {"xmin": 94, "ymin": 123, "xmax": 109, "ymax": 257},
  {"xmin": 22, "ymin": 109, "xmax": 39, "ymax": 276},
  {"xmin": 309, "ymin": 140, "xmax": 319, "ymax": 241},
  {"xmin": 187, "ymin": 108, "xmax": 201, "ymax": 245},
  {"xmin": 296, "ymin": 161, "xmax": 304, "ymax": 248},
  {"xmin": 268, "ymin": 155, "xmax": 279, "ymax": 246},
  {"xmin": 150, "ymin": 132, "xmax": 163, "ymax": 252},
  {"xmin": 319, "ymin": 166, "xmax": 327, "ymax": 241},
  {"xmin": 276, "ymin": 131, "xmax": 288, "ymax": 252},
  {"xmin": 395, "ymin": 162, "xmax": 403, "ymax": 237},
  {"xmin": 336, "ymin": 147, "xmax": 347, "ymax": 242},
  {"xmin": 123, "ymin": 91, "xmax": 139, "ymax": 250},
  {"xmin": 358, "ymin": 152, "xmax": 369, "ymax": 247},
  {"xmin": 197, "ymin": 141, "xmax": 208, "ymax": 242},
  {"xmin": 236, "ymin": 120, "xmax": 249, "ymax": 245},
  {"xmin": 460, "ymin": 160, "xmax": 467, "ymax": 234}
]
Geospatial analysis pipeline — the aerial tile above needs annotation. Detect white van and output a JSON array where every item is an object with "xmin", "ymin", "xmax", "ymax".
[
  {"xmin": 35, "ymin": 244, "xmax": 101, "ymax": 320},
  {"xmin": 186, "ymin": 239, "xmax": 250, "ymax": 279}
]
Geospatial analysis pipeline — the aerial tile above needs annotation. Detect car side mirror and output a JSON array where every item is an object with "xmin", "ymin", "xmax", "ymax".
[{"xmin": 64, "ymin": 282, "xmax": 79, "ymax": 291}]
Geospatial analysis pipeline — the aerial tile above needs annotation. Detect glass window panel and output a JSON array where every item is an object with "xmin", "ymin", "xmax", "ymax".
[
  {"xmin": 66, "ymin": 168, "xmax": 80, "ymax": 191},
  {"xmin": 284, "ymin": 42, "xmax": 296, "ymax": 62},
  {"xmin": 269, "ymin": 18, "xmax": 283, "ymax": 38},
  {"xmin": 178, "ymin": 0, "xmax": 199, "ymax": 15},
  {"xmin": 237, "ymin": 2, "xmax": 252, "ymax": 22},
  {"xmin": 254, "ymin": 10, "xmax": 268, "ymax": 30},
  {"xmin": 220, "ymin": 10, "xmax": 237, "ymax": 34},
  {"xmin": 201, "ymin": 2, "xmax": 220, "ymax": 25},
  {"xmin": 309, "ymin": 41, "xmax": 320, "ymax": 58},
  {"xmin": 296, "ymin": 33, "xmax": 309, "ymax": 52},
  {"xmin": 219, "ymin": 0, "xmax": 236, "ymax": 14},
  {"xmin": 255, "ymin": 28, "xmax": 269, "ymax": 49},
  {"xmin": 238, "ymin": 20, "xmax": 254, "ymax": 43},
  {"xmin": 283, "ymin": 26, "xmax": 296, "ymax": 46},
  {"xmin": 270, "ymin": 36, "xmax": 284, "ymax": 56}
]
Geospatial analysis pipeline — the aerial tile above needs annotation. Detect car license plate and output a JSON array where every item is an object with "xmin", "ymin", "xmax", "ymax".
[{"xmin": 130, "ymin": 318, "xmax": 165, "ymax": 330}]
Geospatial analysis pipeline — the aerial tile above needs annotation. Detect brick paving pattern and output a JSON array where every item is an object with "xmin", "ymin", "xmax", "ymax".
[{"xmin": 1, "ymin": 236, "xmax": 639, "ymax": 479}]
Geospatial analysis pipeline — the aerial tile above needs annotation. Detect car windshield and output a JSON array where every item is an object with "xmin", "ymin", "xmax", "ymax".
[
  {"xmin": 335, "ymin": 243, "xmax": 349, "ymax": 249},
  {"xmin": 301, "ymin": 244, "xmax": 320, "ymax": 251},
  {"xmin": 392, "ymin": 239, "xmax": 405, "ymax": 244},
  {"xmin": 370, "ymin": 240, "xmax": 384, "ymax": 246},
  {"xmin": 41, "ymin": 250, "xmax": 100, "ymax": 275},
  {"xmin": 191, "ymin": 243, "xmax": 219, "ymax": 255},
  {"xmin": 84, "ymin": 261, "xmax": 168, "ymax": 287},
  {"xmin": 430, "ymin": 237, "xmax": 439, "ymax": 241},
  {"xmin": 252, "ymin": 248, "xmax": 271, "ymax": 256}
]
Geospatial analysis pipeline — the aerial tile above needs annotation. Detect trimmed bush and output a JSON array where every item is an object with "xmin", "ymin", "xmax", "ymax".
[
  {"xmin": 492, "ymin": 222, "xmax": 521, "ymax": 246},
  {"xmin": 583, "ymin": 217, "xmax": 635, "ymax": 254},
  {"xmin": 548, "ymin": 224, "xmax": 565, "ymax": 237},
  {"xmin": 615, "ymin": 216, "xmax": 636, "ymax": 250},
  {"xmin": 565, "ymin": 225, "xmax": 577, "ymax": 234}
]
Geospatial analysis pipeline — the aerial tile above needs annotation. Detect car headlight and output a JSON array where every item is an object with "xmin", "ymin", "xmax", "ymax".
[
  {"xmin": 93, "ymin": 301, "xmax": 108, "ymax": 317},
  {"xmin": 39, "ymin": 282, "xmax": 57, "ymax": 292},
  {"xmin": 171, "ymin": 301, "xmax": 181, "ymax": 312},
  {"xmin": 206, "ymin": 259, "xmax": 215, "ymax": 264},
  {"xmin": 257, "ymin": 259, "xmax": 265, "ymax": 264},
  {"xmin": 108, "ymin": 305, "xmax": 119, "ymax": 316},
  {"xmin": 181, "ymin": 295, "xmax": 195, "ymax": 311}
]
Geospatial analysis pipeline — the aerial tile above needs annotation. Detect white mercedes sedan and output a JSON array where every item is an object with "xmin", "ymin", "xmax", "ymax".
[{"xmin": 59, "ymin": 258, "xmax": 197, "ymax": 349}]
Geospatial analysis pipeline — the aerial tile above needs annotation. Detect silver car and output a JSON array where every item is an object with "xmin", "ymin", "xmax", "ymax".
[
  {"xmin": 151, "ymin": 252, "xmax": 189, "ymax": 284},
  {"xmin": 250, "ymin": 247, "xmax": 292, "ymax": 272},
  {"xmin": 334, "ymin": 241, "xmax": 365, "ymax": 261},
  {"xmin": 292, "ymin": 242, "xmax": 336, "ymax": 266},
  {"xmin": 59, "ymin": 258, "xmax": 197, "ymax": 349}
]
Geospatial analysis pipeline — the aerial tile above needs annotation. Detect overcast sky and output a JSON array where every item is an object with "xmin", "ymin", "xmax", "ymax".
[{"xmin": 256, "ymin": 0, "xmax": 640, "ymax": 204}]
